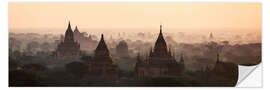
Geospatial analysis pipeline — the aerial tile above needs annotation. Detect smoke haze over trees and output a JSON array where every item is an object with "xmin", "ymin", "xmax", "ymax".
[{"xmin": 9, "ymin": 31, "xmax": 261, "ymax": 86}]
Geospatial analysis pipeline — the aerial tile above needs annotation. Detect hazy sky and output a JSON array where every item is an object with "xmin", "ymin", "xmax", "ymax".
[{"xmin": 9, "ymin": 3, "xmax": 261, "ymax": 33}]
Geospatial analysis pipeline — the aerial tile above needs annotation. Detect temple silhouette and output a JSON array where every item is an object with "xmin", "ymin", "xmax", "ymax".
[
  {"xmin": 73, "ymin": 26, "xmax": 97, "ymax": 50},
  {"xmin": 52, "ymin": 22, "xmax": 240, "ymax": 86},
  {"xmin": 88, "ymin": 34, "xmax": 120, "ymax": 82},
  {"xmin": 116, "ymin": 40, "xmax": 130, "ymax": 58},
  {"xmin": 134, "ymin": 25, "xmax": 185, "ymax": 79},
  {"xmin": 55, "ymin": 21, "xmax": 81, "ymax": 60},
  {"xmin": 207, "ymin": 53, "xmax": 238, "ymax": 86}
]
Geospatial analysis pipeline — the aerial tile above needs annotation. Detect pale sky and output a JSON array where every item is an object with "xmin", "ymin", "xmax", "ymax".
[{"xmin": 9, "ymin": 3, "xmax": 261, "ymax": 33}]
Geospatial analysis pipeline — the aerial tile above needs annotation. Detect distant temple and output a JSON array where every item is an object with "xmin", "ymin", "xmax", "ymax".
[
  {"xmin": 134, "ymin": 25, "xmax": 185, "ymax": 79},
  {"xmin": 209, "ymin": 32, "xmax": 214, "ymax": 39},
  {"xmin": 73, "ymin": 26, "xmax": 97, "ymax": 51},
  {"xmin": 55, "ymin": 21, "xmax": 81, "ymax": 60},
  {"xmin": 89, "ymin": 34, "xmax": 120, "ymax": 82},
  {"xmin": 208, "ymin": 53, "xmax": 238, "ymax": 86},
  {"xmin": 209, "ymin": 32, "xmax": 215, "ymax": 42},
  {"xmin": 116, "ymin": 40, "xmax": 129, "ymax": 58}
]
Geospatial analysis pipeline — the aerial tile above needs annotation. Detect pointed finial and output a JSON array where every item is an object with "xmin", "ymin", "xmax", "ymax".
[
  {"xmin": 210, "ymin": 32, "xmax": 214, "ymax": 39},
  {"xmin": 160, "ymin": 21, "xmax": 163, "ymax": 27},
  {"xmin": 160, "ymin": 24, "xmax": 162, "ymax": 34},
  {"xmin": 101, "ymin": 34, "xmax": 104, "ymax": 40},
  {"xmin": 66, "ymin": 21, "xmax": 73, "ymax": 31},
  {"xmin": 68, "ymin": 21, "xmax": 71, "ymax": 29}
]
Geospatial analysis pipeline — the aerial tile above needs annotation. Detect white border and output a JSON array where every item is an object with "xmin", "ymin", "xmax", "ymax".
[{"xmin": 2, "ymin": 0, "xmax": 268, "ymax": 89}]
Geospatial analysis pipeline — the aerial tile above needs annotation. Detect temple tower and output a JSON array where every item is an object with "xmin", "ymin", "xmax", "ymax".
[
  {"xmin": 89, "ymin": 34, "xmax": 119, "ymax": 82},
  {"xmin": 135, "ymin": 25, "xmax": 184, "ymax": 79},
  {"xmin": 152, "ymin": 25, "xmax": 169, "ymax": 57},
  {"xmin": 55, "ymin": 21, "xmax": 80, "ymax": 60}
]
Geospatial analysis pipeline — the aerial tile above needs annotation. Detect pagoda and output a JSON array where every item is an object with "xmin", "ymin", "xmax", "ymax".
[
  {"xmin": 89, "ymin": 34, "xmax": 119, "ymax": 82},
  {"xmin": 135, "ymin": 25, "xmax": 184, "ymax": 79},
  {"xmin": 56, "ymin": 21, "xmax": 80, "ymax": 60}
]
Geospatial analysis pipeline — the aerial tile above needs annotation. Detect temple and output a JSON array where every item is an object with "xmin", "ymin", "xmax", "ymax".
[
  {"xmin": 134, "ymin": 25, "xmax": 185, "ymax": 79},
  {"xmin": 89, "ymin": 34, "xmax": 120, "ymax": 82},
  {"xmin": 209, "ymin": 32, "xmax": 215, "ymax": 42},
  {"xmin": 73, "ymin": 26, "xmax": 97, "ymax": 51},
  {"xmin": 55, "ymin": 21, "xmax": 81, "ymax": 60},
  {"xmin": 116, "ymin": 40, "xmax": 130, "ymax": 58},
  {"xmin": 208, "ymin": 53, "xmax": 239, "ymax": 86}
]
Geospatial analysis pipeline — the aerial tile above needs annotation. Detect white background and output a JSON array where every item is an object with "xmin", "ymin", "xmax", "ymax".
[{"xmin": 0, "ymin": 0, "xmax": 267, "ymax": 89}]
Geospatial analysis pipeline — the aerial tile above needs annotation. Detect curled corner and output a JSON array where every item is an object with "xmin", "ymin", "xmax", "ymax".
[{"xmin": 236, "ymin": 63, "xmax": 262, "ymax": 87}]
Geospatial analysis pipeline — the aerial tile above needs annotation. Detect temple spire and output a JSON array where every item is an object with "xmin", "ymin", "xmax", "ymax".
[
  {"xmin": 74, "ymin": 26, "xmax": 78, "ymax": 31},
  {"xmin": 94, "ymin": 34, "xmax": 110, "ymax": 57},
  {"xmin": 160, "ymin": 24, "xmax": 162, "ymax": 34},
  {"xmin": 153, "ymin": 24, "xmax": 168, "ymax": 56},
  {"xmin": 101, "ymin": 34, "xmax": 104, "ymax": 40},
  {"xmin": 68, "ymin": 21, "xmax": 70, "ymax": 26},
  {"xmin": 209, "ymin": 32, "xmax": 214, "ymax": 40},
  {"xmin": 68, "ymin": 21, "xmax": 71, "ymax": 30},
  {"xmin": 158, "ymin": 24, "xmax": 164, "ymax": 39},
  {"xmin": 97, "ymin": 34, "xmax": 109, "ymax": 51},
  {"xmin": 64, "ymin": 21, "xmax": 74, "ymax": 42}
]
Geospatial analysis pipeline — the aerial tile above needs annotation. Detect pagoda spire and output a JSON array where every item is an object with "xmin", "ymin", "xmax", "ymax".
[
  {"xmin": 74, "ymin": 26, "xmax": 79, "ymax": 31},
  {"xmin": 209, "ymin": 32, "xmax": 214, "ymax": 40},
  {"xmin": 64, "ymin": 21, "xmax": 74, "ymax": 42},
  {"xmin": 160, "ymin": 24, "xmax": 162, "ymax": 34},
  {"xmin": 101, "ymin": 34, "xmax": 104, "ymax": 40},
  {"xmin": 68, "ymin": 21, "xmax": 71, "ymax": 30},
  {"xmin": 153, "ymin": 24, "xmax": 168, "ymax": 55},
  {"xmin": 94, "ymin": 34, "xmax": 110, "ymax": 57}
]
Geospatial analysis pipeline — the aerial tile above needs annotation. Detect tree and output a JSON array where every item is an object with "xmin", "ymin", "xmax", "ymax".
[
  {"xmin": 65, "ymin": 62, "xmax": 88, "ymax": 77},
  {"xmin": 9, "ymin": 69, "xmax": 41, "ymax": 86},
  {"xmin": 26, "ymin": 41, "xmax": 40, "ymax": 55},
  {"xmin": 80, "ymin": 55, "xmax": 92, "ymax": 64}
]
